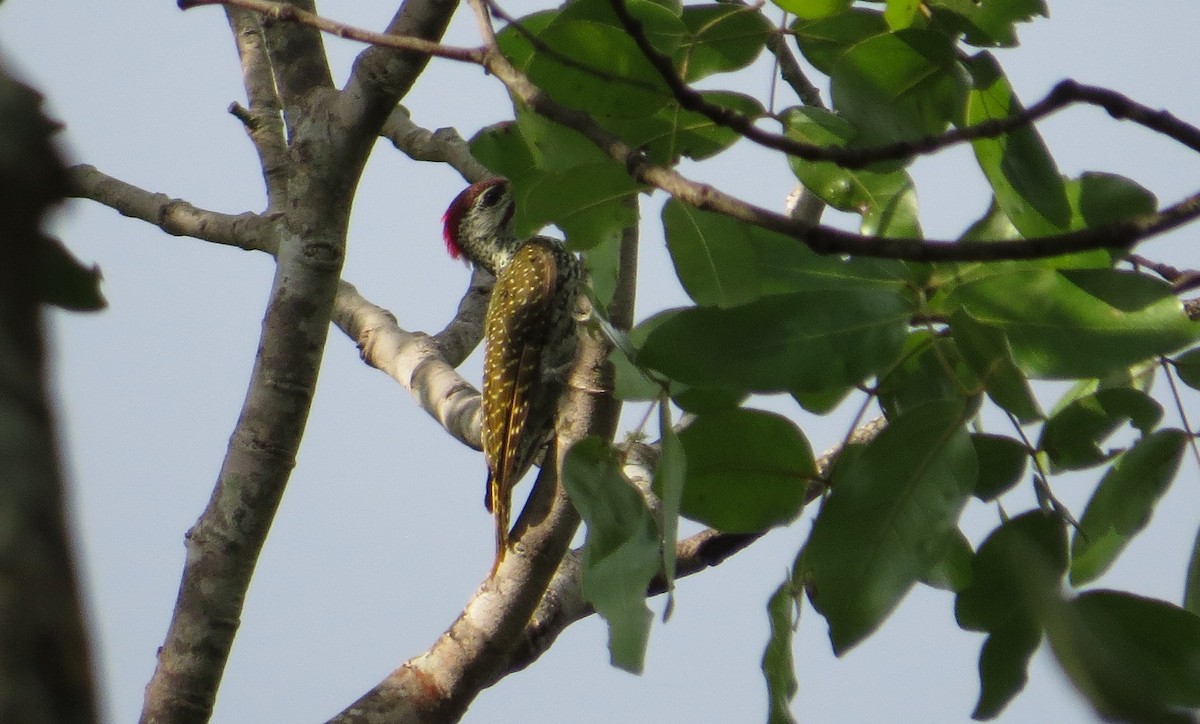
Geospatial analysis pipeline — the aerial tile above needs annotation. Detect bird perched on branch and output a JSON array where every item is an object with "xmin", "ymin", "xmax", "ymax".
[{"xmin": 442, "ymin": 177, "xmax": 582, "ymax": 570}]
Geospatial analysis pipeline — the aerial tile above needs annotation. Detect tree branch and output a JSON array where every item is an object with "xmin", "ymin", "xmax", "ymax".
[
  {"xmin": 338, "ymin": 0, "xmax": 461, "ymax": 144},
  {"xmin": 68, "ymin": 164, "xmax": 274, "ymax": 252},
  {"xmin": 192, "ymin": 0, "xmax": 1200, "ymax": 262},
  {"xmin": 1128, "ymin": 253, "xmax": 1200, "ymax": 294},
  {"xmin": 506, "ymin": 415, "xmax": 886, "ymax": 676},
  {"xmin": 333, "ymin": 280, "xmax": 484, "ymax": 451},
  {"xmin": 182, "ymin": 0, "xmax": 481, "ymax": 63},
  {"xmin": 68, "ymin": 163, "xmax": 496, "ymax": 458},
  {"xmin": 430, "ymin": 266, "xmax": 491, "ymax": 366},
  {"xmin": 329, "ymin": 312, "xmax": 621, "ymax": 723},
  {"xmin": 257, "ymin": 0, "xmax": 333, "ymax": 133},
  {"xmin": 772, "ymin": 19, "xmax": 823, "ymax": 109},
  {"xmin": 607, "ymin": 0, "xmax": 1200, "ymax": 167},
  {"xmin": 475, "ymin": 6, "xmax": 1200, "ymax": 260},
  {"xmin": 225, "ymin": 7, "xmax": 289, "ymax": 205},
  {"xmin": 139, "ymin": 184, "xmax": 350, "ymax": 724},
  {"xmin": 380, "ymin": 105, "xmax": 492, "ymax": 182},
  {"xmin": 142, "ymin": 0, "xmax": 435, "ymax": 716}
]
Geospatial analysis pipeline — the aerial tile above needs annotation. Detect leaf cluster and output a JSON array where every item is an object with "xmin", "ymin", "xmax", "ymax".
[{"xmin": 472, "ymin": 0, "xmax": 1200, "ymax": 719}]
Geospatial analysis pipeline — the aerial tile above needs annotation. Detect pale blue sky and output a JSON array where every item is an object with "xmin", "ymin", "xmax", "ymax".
[{"xmin": 2, "ymin": 2, "xmax": 1198, "ymax": 722}]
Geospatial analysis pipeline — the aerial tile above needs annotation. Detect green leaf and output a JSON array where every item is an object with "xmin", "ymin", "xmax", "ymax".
[
  {"xmin": 762, "ymin": 578, "xmax": 801, "ymax": 724},
  {"xmin": 654, "ymin": 402, "xmax": 686, "ymax": 616},
  {"xmin": 526, "ymin": 19, "xmax": 673, "ymax": 119},
  {"xmin": 923, "ymin": 528, "xmax": 974, "ymax": 592},
  {"xmin": 783, "ymin": 106, "xmax": 922, "ymax": 238},
  {"xmin": 831, "ymin": 29, "xmax": 966, "ymax": 145},
  {"xmin": 584, "ymin": 231, "xmax": 621, "ymax": 312},
  {"xmin": 1186, "ymin": 527, "xmax": 1200, "ymax": 616},
  {"xmin": 675, "ymin": 408, "xmax": 815, "ymax": 532},
  {"xmin": 678, "ymin": 4, "xmax": 771, "ymax": 81},
  {"xmin": 940, "ymin": 267, "xmax": 1200, "ymax": 379},
  {"xmin": 974, "ymin": 619, "xmax": 1041, "ymax": 720},
  {"xmin": 610, "ymin": 312, "xmax": 674, "ymax": 401},
  {"xmin": 749, "ymin": 212, "xmax": 914, "ymax": 294},
  {"xmin": 960, "ymin": 198, "xmax": 1022, "ymax": 242},
  {"xmin": 604, "ymin": 91, "xmax": 765, "ymax": 164},
  {"xmin": 1054, "ymin": 591, "xmax": 1200, "ymax": 721},
  {"xmin": 469, "ymin": 121, "xmax": 538, "ymax": 186},
  {"xmin": 927, "ymin": 0, "xmax": 1047, "ymax": 47},
  {"xmin": 557, "ymin": 0, "xmax": 686, "ymax": 44},
  {"xmin": 471, "ymin": 120, "xmax": 640, "ymax": 250},
  {"xmin": 803, "ymin": 400, "xmax": 976, "ymax": 653},
  {"xmin": 514, "ymin": 104, "xmax": 611, "ymax": 172},
  {"xmin": 36, "ymin": 235, "xmax": 106, "ymax": 311},
  {"xmin": 672, "ymin": 385, "xmax": 746, "ymax": 413},
  {"xmin": 950, "ymin": 309, "xmax": 1041, "ymax": 423},
  {"xmin": 495, "ymin": 10, "xmax": 559, "ymax": 70},
  {"xmin": 1067, "ymin": 172, "xmax": 1157, "ymax": 230},
  {"xmin": 971, "ymin": 433, "xmax": 1028, "ymax": 501},
  {"xmin": 884, "ymin": 0, "xmax": 922, "ymax": 30},
  {"xmin": 521, "ymin": 164, "xmax": 639, "ymax": 250},
  {"xmin": 790, "ymin": 386, "xmax": 852, "ymax": 415},
  {"xmin": 793, "ymin": 9, "xmax": 889, "ymax": 75},
  {"xmin": 1173, "ymin": 347, "xmax": 1200, "ymax": 391},
  {"xmin": 955, "ymin": 509, "xmax": 1067, "ymax": 633},
  {"xmin": 1039, "ymin": 386, "xmax": 1163, "ymax": 472},
  {"xmin": 773, "ymin": 0, "xmax": 852, "ymax": 22},
  {"xmin": 1070, "ymin": 429, "xmax": 1189, "ymax": 586},
  {"xmin": 562, "ymin": 437, "xmax": 660, "ymax": 674},
  {"xmin": 876, "ymin": 331, "xmax": 978, "ymax": 418},
  {"xmin": 638, "ymin": 288, "xmax": 911, "ymax": 394},
  {"xmin": 662, "ymin": 199, "xmax": 762, "ymax": 307},
  {"xmin": 963, "ymin": 53, "xmax": 1070, "ymax": 236},
  {"xmin": 956, "ymin": 511, "xmax": 1066, "ymax": 718}
]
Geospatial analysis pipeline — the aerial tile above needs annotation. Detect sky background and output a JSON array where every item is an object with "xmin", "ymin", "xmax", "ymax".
[{"xmin": 2, "ymin": 1, "xmax": 1200, "ymax": 722}]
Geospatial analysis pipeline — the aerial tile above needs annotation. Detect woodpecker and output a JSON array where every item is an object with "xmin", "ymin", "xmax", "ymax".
[{"xmin": 442, "ymin": 177, "xmax": 581, "ymax": 569}]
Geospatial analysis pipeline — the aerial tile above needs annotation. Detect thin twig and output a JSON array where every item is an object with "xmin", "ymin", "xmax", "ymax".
[
  {"xmin": 1160, "ymin": 358, "xmax": 1200, "ymax": 472},
  {"xmin": 183, "ymin": 0, "xmax": 483, "ymax": 63},
  {"xmin": 1128, "ymin": 253, "xmax": 1200, "ymax": 293},
  {"xmin": 191, "ymin": 0, "xmax": 1200, "ymax": 261},
  {"xmin": 607, "ymin": 0, "xmax": 1200, "ymax": 166}
]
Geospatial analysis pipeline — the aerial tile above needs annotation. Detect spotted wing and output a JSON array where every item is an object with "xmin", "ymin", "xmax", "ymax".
[{"xmin": 481, "ymin": 241, "xmax": 558, "ymax": 559}]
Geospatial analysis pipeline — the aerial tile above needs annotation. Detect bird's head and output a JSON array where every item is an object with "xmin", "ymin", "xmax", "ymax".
[{"xmin": 442, "ymin": 177, "xmax": 517, "ymax": 272}]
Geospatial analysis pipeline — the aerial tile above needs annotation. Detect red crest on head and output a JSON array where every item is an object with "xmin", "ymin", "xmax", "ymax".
[{"xmin": 442, "ymin": 177, "xmax": 508, "ymax": 260}]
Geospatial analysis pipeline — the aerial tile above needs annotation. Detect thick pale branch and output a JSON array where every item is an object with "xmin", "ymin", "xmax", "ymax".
[
  {"xmin": 141, "ymin": 219, "xmax": 347, "ymax": 724},
  {"xmin": 70, "ymin": 163, "xmax": 494, "ymax": 455},
  {"xmin": 430, "ymin": 266, "xmax": 491, "ymax": 367},
  {"xmin": 339, "ymin": 0, "xmax": 461, "ymax": 138},
  {"xmin": 258, "ymin": 0, "xmax": 333, "ymax": 127},
  {"xmin": 333, "ymin": 281, "xmax": 483, "ymax": 451},
  {"xmin": 330, "ymin": 323, "xmax": 621, "ymax": 723},
  {"xmin": 68, "ymin": 164, "xmax": 274, "ymax": 252},
  {"xmin": 225, "ymin": 8, "xmax": 289, "ymax": 205},
  {"xmin": 381, "ymin": 106, "xmax": 492, "ymax": 182}
]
